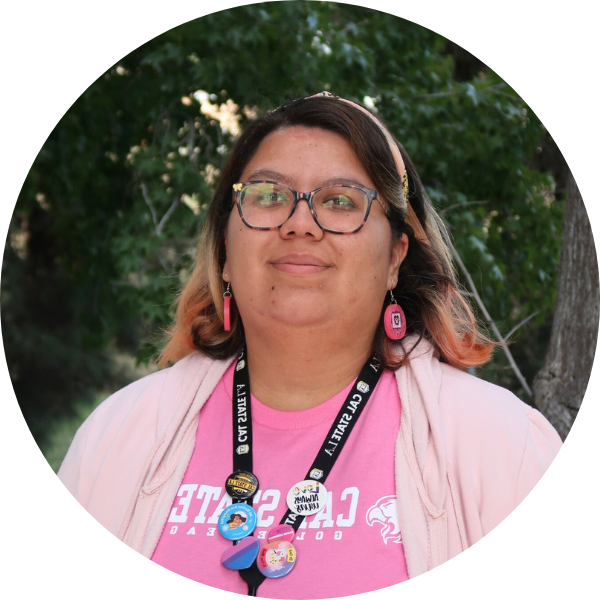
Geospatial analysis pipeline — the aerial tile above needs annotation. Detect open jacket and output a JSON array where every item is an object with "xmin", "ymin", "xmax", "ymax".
[{"xmin": 58, "ymin": 338, "xmax": 562, "ymax": 579}]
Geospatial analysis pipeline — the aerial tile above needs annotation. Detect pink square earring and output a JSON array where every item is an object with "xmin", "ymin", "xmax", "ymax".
[{"xmin": 384, "ymin": 290, "xmax": 406, "ymax": 340}]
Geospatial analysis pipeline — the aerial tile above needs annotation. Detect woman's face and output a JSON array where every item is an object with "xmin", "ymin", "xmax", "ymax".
[{"xmin": 223, "ymin": 126, "xmax": 408, "ymax": 340}]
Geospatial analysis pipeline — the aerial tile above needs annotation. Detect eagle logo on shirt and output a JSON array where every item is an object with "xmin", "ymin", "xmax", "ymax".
[{"xmin": 366, "ymin": 495, "xmax": 403, "ymax": 545}]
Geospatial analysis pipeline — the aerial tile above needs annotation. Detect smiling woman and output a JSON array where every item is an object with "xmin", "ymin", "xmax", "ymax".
[
  {"xmin": 222, "ymin": 126, "xmax": 406, "ymax": 410},
  {"xmin": 57, "ymin": 94, "xmax": 562, "ymax": 599}
]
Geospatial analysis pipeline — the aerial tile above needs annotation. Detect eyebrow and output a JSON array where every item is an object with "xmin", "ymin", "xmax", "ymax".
[{"xmin": 245, "ymin": 169, "xmax": 371, "ymax": 189}]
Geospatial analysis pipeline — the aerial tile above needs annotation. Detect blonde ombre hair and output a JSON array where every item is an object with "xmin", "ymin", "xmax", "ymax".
[{"xmin": 160, "ymin": 95, "xmax": 495, "ymax": 369}]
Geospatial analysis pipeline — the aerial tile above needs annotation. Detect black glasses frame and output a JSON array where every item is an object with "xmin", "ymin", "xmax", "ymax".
[{"xmin": 232, "ymin": 181, "xmax": 390, "ymax": 234}]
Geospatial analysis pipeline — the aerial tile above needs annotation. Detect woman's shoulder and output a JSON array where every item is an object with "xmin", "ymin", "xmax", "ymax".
[
  {"xmin": 400, "ymin": 337, "xmax": 559, "ymax": 440},
  {"xmin": 437, "ymin": 362, "xmax": 552, "ymax": 434},
  {"xmin": 435, "ymin": 362, "xmax": 562, "ymax": 481},
  {"xmin": 439, "ymin": 362, "xmax": 526, "ymax": 412},
  {"xmin": 63, "ymin": 351, "xmax": 233, "ymax": 467},
  {"xmin": 58, "ymin": 352, "xmax": 233, "ymax": 496},
  {"xmin": 398, "ymin": 338, "xmax": 562, "ymax": 465}
]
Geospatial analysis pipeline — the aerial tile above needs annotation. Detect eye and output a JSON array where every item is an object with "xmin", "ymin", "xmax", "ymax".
[
  {"xmin": 257, "ymin": 191, "xmax": 287, "ymax": 206},
  {"xmin": 321, "ymin": 192, "xmax": 358, "ymax": 210},
  {"xmin": 246, "ymin": 184, "xmax": 290, "ymax": 207}
]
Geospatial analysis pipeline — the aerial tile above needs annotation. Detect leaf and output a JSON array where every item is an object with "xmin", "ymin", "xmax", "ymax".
[{"xmin": 466, "ymin": 83, "xmax": 479, "ymax": 106}]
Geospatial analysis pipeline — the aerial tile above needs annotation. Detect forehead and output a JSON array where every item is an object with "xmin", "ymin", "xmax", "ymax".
[{"xmin": 240, "ymin": 126, "xmax": 374, "ymax": 189}]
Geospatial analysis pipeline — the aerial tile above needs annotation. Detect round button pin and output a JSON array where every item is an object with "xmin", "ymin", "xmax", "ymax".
[
  {"xmin": 218, "ymin": 503, "xmax": 257, "ymax": 541},
  {"xmin": 286, "ymin": 480, "xmax": 328, "ymax": 516},
  {"xmin": 221, "ymin": 536, "xmax": 260, "ymax": 570},
  {"xmin": 256, "ymin": 540, "xmax": 297, "ymax": 579},
  {"xmin": 225, "ymin": 470, "xmax": 259, "ymax": 500},
  {"xmin": 266, "ymin": 524, "xmax": 295, "ymax": 544}
]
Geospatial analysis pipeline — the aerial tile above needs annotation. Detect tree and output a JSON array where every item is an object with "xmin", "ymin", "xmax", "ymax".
[
  {"xmin": 1, "ymin": 2, "xmax": 571, "ymax": 450},
  {"xmin": 533, "ymin": 173, "xmax": 599, "ymax": 439}
]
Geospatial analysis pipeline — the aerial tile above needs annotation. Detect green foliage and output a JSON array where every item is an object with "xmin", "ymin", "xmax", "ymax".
[{"xmin": 2, "ymin": 2, "xmax": 566, "ymax": 446}]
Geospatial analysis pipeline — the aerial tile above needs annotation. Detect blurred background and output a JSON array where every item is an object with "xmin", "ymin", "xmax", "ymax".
[{"xmin": 1, "ymin": 2, "xmax": 596, "ymax": 472}]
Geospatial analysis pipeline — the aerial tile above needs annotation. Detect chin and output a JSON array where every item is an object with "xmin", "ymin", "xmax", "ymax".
[{"xmin": 267, "ymin": 308, "xmax": 331, "ymax": 328}]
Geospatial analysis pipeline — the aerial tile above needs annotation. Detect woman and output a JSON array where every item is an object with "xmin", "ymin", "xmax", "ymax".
[{"xmin": 58, "ymin": 93, "xmax": 561, "ymax": 598}]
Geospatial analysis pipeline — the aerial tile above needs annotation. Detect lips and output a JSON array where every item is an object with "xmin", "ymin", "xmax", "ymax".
[{"xmin": 269, "ymin": 253, "xmax": 331, "ymax": 275}]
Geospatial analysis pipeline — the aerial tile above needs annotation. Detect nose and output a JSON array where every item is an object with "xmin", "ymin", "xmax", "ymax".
[{"xmin": 279, "ymin": 196, "xmax": 324, "ymax": 240}]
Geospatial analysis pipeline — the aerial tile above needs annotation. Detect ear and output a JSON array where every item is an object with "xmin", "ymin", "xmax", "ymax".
[{"xmin": 388, "ymin": 233, "xmax": 408, "ymax": 289}]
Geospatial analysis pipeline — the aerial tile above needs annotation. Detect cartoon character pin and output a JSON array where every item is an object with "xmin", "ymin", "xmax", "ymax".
[
  {"xmin": 218, "ymin": 503, "xmax": 257, "ymax": 541},
  {"xmin": 257, "ymin": 540, "xmax": 296, "ymax": 578}
]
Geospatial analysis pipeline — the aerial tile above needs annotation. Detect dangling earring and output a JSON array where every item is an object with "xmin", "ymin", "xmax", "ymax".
[
  {"xmin": 384, "ymin": 290, "xmax": 406, "ymax": 340},
  {"xmin": 223, "ymin": 283, "xmax": 232, "ymax": 332}
]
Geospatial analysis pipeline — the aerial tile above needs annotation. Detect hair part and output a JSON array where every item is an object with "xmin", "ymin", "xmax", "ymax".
[{"xmin": 160, "ymin": 95, "xmax": 496, "ymax": 369}]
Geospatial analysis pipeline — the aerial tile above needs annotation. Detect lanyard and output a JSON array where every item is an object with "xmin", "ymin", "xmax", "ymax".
[{"xmin": 231, "ymin": 347, "xmax": 383, "ymax": 595}]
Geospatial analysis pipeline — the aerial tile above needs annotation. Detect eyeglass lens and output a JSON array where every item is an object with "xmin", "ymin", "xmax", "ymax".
[{"xmin": 239, "ymin": 183, "xmax": 369, "ymax": 232}]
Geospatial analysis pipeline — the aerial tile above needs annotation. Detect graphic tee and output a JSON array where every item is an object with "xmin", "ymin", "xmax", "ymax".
[{"xmin": 151, "ymin": 364, "xmax": 408, "ymax": 598}]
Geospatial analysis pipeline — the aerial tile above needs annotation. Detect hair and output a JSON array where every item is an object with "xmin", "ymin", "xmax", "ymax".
[{"xmin": 160, "ymin": 95, "xmax": 496, "ymax": 369}]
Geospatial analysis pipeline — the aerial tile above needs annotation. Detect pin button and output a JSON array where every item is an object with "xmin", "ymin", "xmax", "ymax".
[
  {"xmin": 266, "ymin": 524, "xmax": 295, "ymax": 544},
  {"xmin": 225, "ymin": 470, "xmax": 259, "ymax": 500},
  {"xmin": 257, "ymin": 540, "xmax": 297, "ymax": 579},
  {"xmin": 221, "ymin": 536, "xmax": 260, "ymax": 570},
  {"xmin": 218, "ymin": 503, "xmax": 257, "ymax": 541},
  {"xmin": 286, "ymin": 479, "xmax": 328, "ymax": 516}
]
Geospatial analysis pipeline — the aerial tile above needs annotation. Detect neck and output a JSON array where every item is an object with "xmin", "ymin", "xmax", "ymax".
[{"xmin": 243, "ymin": 324, "xmax": 375, "ymax": 411}]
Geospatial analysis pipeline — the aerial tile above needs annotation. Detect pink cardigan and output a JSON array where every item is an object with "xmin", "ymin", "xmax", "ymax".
[{"xmin": 58, "ymin": 338, "xmax": 561, "ymax": 579}]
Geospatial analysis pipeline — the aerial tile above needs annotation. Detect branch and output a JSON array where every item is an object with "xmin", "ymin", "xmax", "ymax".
[
  {"xmin": 483, "ymin": 88, "xmax": 523, "ymax": 102},
  {"xmin": 451, "ymin": 246, "xmax": 533, "ymax": 397},
  {"xmin": 439, "ymin": 200, "xmax": 489, "ymax": 215},
  {"xmin": 156, "ymin": 252, "xmax": 170, "ymax": 273},
  {"xmin": 504, "ymin": 311, "xmax": 540, "ymax": 341},
  {"xmin": 156, "ymin": 198, "xmax": 180, "ymax": 236},
  {"xmin": 141, "ymin": 182, "xmax": 180, "ymax": 236},
  {"xmin": 416, "ymin": 91, "xmax": 459, "ymax": 99},
  {"xmin": 141, "ymin": 182, "xmax": 158, "ymax": 227},
  {"xmin": 417, "ymin": 83, "xmax": 521, "ymax": 104},
  {"xmin": 417, "ymin": 83, "xmax": 500, "ymax": 99}
]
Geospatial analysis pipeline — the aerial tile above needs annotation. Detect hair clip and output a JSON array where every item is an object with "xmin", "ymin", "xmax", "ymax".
[{"xmin": 402, "ymin": 172, "xmax": 409, "ymax": 201}]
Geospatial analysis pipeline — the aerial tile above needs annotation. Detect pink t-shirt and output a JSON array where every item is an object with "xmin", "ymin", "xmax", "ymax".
[{"xmin": 152, "ymin": 364, "xmax": 408, "ymax": 598}]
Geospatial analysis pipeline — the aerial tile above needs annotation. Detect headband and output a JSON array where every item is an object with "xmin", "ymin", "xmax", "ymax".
[{"xmin": 308, "ymin": 92, "xmax": 409, "ymax": 201}]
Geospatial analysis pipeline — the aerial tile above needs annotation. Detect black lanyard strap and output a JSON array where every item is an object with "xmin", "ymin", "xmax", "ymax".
[
  {"xmin": 231, "ymin": 348, "xmax": 383, "ymax": 595},
  {"xmin": 232, "ymin": 347, "xmax": 253, "ymax": 477},
  {"xmin": 279, "ymin": 355, "xmax": 383, "ymax": 530}
]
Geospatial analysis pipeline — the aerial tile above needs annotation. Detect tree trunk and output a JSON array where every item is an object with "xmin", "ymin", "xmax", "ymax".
[{"xmin": 533, "ymin": 172, "xmax": 599, "ymax": 439}]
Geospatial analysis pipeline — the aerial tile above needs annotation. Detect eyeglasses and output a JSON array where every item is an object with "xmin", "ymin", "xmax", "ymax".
[{"xmin": 232, "ymin": 181, "xmax": 390, "ymax": 234}]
